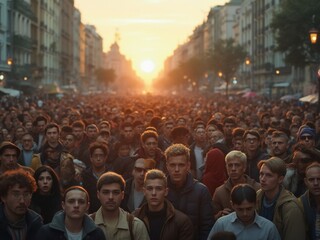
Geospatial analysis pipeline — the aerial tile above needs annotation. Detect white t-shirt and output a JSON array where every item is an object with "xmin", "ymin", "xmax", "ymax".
[{"xmin": 66, "ymin": 228, "xmax": 83, "ymax": 240}]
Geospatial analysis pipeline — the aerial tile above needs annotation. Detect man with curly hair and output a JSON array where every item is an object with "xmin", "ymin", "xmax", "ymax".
[{"xmin": 0, "ymin": 168, "xmax": 43, "ymax": 239}]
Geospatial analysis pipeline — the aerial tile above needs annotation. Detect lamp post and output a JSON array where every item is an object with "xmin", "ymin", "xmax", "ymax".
[
  {"xmin": 245, "ymin": 57, "xmax": 252, "ymax": 90},
  {"xmin": 309, "ymin": 15, "xmax": 320, "ymax": 114}
]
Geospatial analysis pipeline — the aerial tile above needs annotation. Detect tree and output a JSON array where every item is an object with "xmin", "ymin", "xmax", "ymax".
[
  {"xmin": 271, "ymin": 0, "xmax": 320, "ymax": 67},
  {"xmin": 95, "ymin": 68, "xmax": 116, "ymax": 87},
  {"xmin": 154, "ymin": 57, "xmax": 206, "ymax": 91},
  {"xmin": 207, "ymin": 39, "xmax": 246, "ymax": 96}
]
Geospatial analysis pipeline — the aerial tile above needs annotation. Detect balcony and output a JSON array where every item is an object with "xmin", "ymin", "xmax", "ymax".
[
  {"xmin": 13, "ymin": 34, "xmax": 32, "ymax": 50},
  {"xmin": 13, "ymin": 0, "xmax": 36, "ymax": 20}
]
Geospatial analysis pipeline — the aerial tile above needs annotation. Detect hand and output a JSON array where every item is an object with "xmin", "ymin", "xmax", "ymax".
[{"xmin": 221, "ymin": 208, "xmax": 232, "ymax": 216}]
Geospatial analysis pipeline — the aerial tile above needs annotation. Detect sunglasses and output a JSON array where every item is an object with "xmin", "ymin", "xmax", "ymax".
[{"xmin": 300, "ymin": 135, "xmax": 314, "ymax": 140}]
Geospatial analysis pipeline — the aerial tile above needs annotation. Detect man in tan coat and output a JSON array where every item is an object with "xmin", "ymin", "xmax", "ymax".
[
  {"xmin": 213, "ymin": 150, "xmax": 260, "ymax": 220},
  {"xmin": 257, "ymin": 157, "xmax": 306, "ymax": 240}
]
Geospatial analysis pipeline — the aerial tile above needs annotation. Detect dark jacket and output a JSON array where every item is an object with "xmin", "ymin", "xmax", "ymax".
[
  {"xmin": 30, "ymin": 193, "xmax": 62, "ymax": 224},
  {"xmin": 133, "ymin": 199, "xmax": 194, "ymax": 240},
  {"xmin": 0, "ymin": 203, "xmax": 43, "ymax": 240},
  {"xmin": 35, "ymin": 211, "xmax": 105, "ymax": 240},
  {"xmin": 300, "ymin": 190, "xmax": 316, "ymax": 240},
  {"xmin": 167, "ymin": 172, "xmax": 214, "ymax": 240},
  {"xmin": 81, "ymin": 168, "xmax": 108, "ymax": 214},
  {"xmin": 246, "ymin": 148, "xmax": 269, "ymax": 182},
  {"xmin": 121, "ymin": 178, "xmax": 147, "ymax": 212}
]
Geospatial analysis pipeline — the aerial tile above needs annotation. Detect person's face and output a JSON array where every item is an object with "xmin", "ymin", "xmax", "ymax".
[
  {"xmin": 15, "ymin": 128, "xmax": 25, "ymax": 140},
  {"xmin": 232, "ymin": 138, "xmax": 243, "ymax": 151},
  {"xmin": 97, "ymin": 183, "xmax": 124, "ymax": 212},
  {"xmin": 209, "ymin": 130, "xmax": 223, "ymax": 144},
  {"xmin": 132, "ymin": 159, "xmax": 152, "ymax": 186},
  {"xmin": 46, "ymin": 148, "xmax": 59, "ymax": 160},
  {"xmin": 194, "ymin": 127, "xmax": 206, "ymax": 143},
  {"xmin": 118, "ymin": 145, "xmax": 130, "ymax": 157},
  {"xmin": 86, "ymin": 127, "xmax": 98, "ymax": 139},
  {"xmin": 293, "ymin": 151, "xmax": 314, "ymax": 176},
  {"xmin": 142, "ymin": 137, "xmax": 158, "ymax": 158},
  {"xmin": 143, "ymin": 179, "xmax": 168, "ymax": 211},
  {"xmin": 122, "ymin": 127, "xmax": 134, "ymax": 141},
  {"xmin": 145, "ymin": 112, "xmax": 154, "ymax": 123},
  {"xmin": 232, "ymin": 200, "xmax": 256, "ymax": 226},
  {"xmin": 90, "ymin": 148, "xmax": 107, "ymax": 168},
  {"xmin": 299, "ymin": 134, "xmax": 315, "ymax": 148},
  {"xmin": 166, "ymin": 155, "xmax": 190, "ymax": 187},
  {"xmin": 271, "ymin": 136, "xmax": 288, "ymax": 157},
  {"xmin": 38, "ymin": 171, "xmax": 53, "ymax": 195},
  {"xmin": 63, "ymin": 134, "xmax": 76, "ymax": 149},
  {"xmin": 206, "ymin": 125, "xmax": 216, "ymax": 139},
  {"xmin": 134, "ymin": 124, "xmax": 145, "ymax": 135},
  {"xmin": 290, "ymin": 127, "xmax": 299, "ymax": 139},
  {"xmin": 305, "ymin": 167, "xmax": 320, "ymax": 196},
  {"xmin": 163, "ymin": 124, "xmax": 174, "ymax": 138},
  {"xmin": 62, "ymin": 189, "xmax": 89, "ymax": 220},
  {"xmin": 36, "ymin": 120, "xmax": 46, "ymax": 133},
  {"xmin": 177, "ymin": 118, "xmax": 186, "ymax": 126},
  {"xmin": 24, "ymin": 122, "xmax": 33, "ymax": 132},
  {"xmin": 1, "ymin": 185, "xmax": 32, "ymax": 220},
  {"xmin": 226, "ymin": 158, "xmax": 246, "ymax": 181},
  {"xmin": 61, "ymin": 118, "xmax": 70, "ymax": 126},
  {"xmin": 21, "ymin": 134, "xmax": 34, "ymax": 151},
  {"xmin": 99, "ymin": 124, "xmax": 110, "ymax": 132},
  {"xmin": 0, "ymin": 148, "xmax": 18, "ymax": 170},
  {"xmin": 46, "ymin": 127, "xmax": 59, "ymax": 143},
  {"xmin": 72, "ymin": 127, "xmax": 84, "ymax": 140},
  {"xmin": 259, "ymin": 164, "xmax": 283, "ymax": 193},
  {"xmin": 223, "ymin": 123, "xmax": 235, "ymax": 136},
  {"xmin": 244, "ymin": 133, "xmax": 260, "ymax": 152}
]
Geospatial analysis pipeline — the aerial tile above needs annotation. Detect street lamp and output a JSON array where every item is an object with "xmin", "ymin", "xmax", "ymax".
[
  {"xmin": 245, "ymin": 57, "xmax": 252, "ymax": 89},
  {"xmin": 309, "ymin": 15, "xmax": 320, "ymax": 113}
]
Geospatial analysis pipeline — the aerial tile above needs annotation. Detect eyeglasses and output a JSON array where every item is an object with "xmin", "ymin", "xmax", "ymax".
[
  {"xmin": 300, "ymin": 135, "xmax": 314, "ymax": 140},
  {"xmin": 10, "ymin": 192, "xmax": 32, "ymax": 201},
  {"xmin": 245, "ymin": 138, "xmax": 258, "ymax": 143}
]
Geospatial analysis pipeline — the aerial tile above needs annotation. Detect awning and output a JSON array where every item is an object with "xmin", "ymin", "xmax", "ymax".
[
  {"xmin": 0, "ymin": 87, "xmax": 21, "ymax": 97},
  {"xmin": 273, "ymin": 82, "xmax": 290, "ymax": 87},
  {"xmin": 299, "ymin": 94, "xmax": 318, "ymax": 103}
]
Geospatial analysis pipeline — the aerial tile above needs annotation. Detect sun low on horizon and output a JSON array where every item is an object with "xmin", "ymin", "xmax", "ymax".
[
  {"xmin": 140, "ymin": 59, "xmax": 155, "ymax": 74},
  {"xmin": 75, "ymin": 0, "xmax": 229, "ymax": 86}
]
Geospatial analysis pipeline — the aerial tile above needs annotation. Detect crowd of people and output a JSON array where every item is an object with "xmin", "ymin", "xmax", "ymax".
[{"xmin": 0, "ymin": 92, "xmax": 319, "ymax": 240}]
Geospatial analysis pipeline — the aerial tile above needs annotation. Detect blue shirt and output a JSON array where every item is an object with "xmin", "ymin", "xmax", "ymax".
[{"xmin": 207, "ymin": 212, "xmax": 280, "ymax": 240}]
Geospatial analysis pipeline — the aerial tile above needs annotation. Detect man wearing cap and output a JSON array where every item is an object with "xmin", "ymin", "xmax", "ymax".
[
  {"xmin": 0, "ymin": 141, "xmax": 34, "ymax": 175},
  {"xmin": 297, "ymin": 125, "xmax": 316, "ymax": 149}
]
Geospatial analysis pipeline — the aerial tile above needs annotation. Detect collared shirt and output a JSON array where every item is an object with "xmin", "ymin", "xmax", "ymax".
[
  {"xmin": 94, "ymin": 207, "xmax": 150, "ymax": 240},
  {"xmin": 207, "ymin": 212, "xmax": 281, "ymax": 240}
]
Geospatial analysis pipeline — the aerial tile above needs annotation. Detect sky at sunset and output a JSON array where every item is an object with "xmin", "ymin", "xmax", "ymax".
[{"xmin": 75, "ymin": 0, "xmax": 229, "ymax": 83}]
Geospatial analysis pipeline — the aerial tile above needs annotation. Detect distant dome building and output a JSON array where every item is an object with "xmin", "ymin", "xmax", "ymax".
[{"xmin": 103, "ymin": 41, "xmax": 143, "ymax": 91}]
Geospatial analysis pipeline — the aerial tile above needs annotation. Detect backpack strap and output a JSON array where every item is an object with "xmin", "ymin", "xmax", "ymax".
[{"xmin": 127, "ymin": 213, "xmax": 135, "ymax": 240}]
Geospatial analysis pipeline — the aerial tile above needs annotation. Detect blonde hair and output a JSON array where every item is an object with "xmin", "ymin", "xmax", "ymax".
[
  {"xmin": 165, "ymin": 144, "xmax": 190, "ymax": 162},
  {"xmin": 225, "ymin": 150, "xmax": 247, "ymax": 165}
]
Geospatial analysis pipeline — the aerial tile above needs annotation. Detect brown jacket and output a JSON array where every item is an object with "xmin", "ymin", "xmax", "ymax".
[
  {"xmin": 212, "ymin": 175, "xmax": 260, "ymax": 219},
  {"xmin": 133, "ymin": 199, "xmax": 193, "ymax": 240}
]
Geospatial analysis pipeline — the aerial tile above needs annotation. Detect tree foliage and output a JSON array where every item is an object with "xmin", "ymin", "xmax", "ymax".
[
  {"xmin": 271, "ymin": 0, "xmax": 320, "ymax": 67},
  {"xmin": 154, "ymin": 57, "xmax": 206, "ymax": 90},
  {"xmin": 207, "ymin": 39, "xmax": 246, "ymax": 96}
]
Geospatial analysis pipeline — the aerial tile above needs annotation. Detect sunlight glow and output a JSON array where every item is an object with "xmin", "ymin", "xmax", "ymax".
[{"xmin": 140, "ymin": 60, "xmax": 155, "ymax": 73}]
